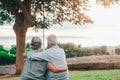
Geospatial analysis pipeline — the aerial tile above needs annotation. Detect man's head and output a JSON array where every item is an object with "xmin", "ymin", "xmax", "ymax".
[
  {"xmin": 31, "ymin": 36, "xmax": 42, "ymax": 50},
  {"xmin": 47, "ymin": 34, "xmax": 58, "ymax": 47}
]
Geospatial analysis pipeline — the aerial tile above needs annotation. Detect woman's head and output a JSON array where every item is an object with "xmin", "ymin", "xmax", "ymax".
[{"xmin": 31, "ymin": 37, "xmax": 42, "ymax": 50}]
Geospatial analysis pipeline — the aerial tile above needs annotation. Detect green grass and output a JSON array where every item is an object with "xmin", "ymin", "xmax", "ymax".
[
  {"xmin": 6, "ymin": 69, "xmax": 120, "ymax": 80},
  {"xmin": 69, "ymin": 70, "xmax": 120, "ymax": 80},
  {"xmin": 7, "ymin": 77, "xmax": 20, "ymax": 80}
]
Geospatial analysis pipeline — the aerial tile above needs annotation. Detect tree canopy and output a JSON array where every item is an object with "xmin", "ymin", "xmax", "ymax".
[
  {"xmin": 0, "ymin": 0, "xmax": 119, "ymax": 27},
  {"xmin": 0, "ymin": 2, "xmax": 14, "ymax": 25},
  {"xmin": 0, "ymin": 0, "xmax": 93, "ymax": 29}
]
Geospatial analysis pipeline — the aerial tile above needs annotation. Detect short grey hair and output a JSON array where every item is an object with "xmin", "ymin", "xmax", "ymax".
[
  {"xmin": 47, "ymin": 34, "xmax": 57, "ymax": 45},
  {"xmin": 31, "ymin": 36, "xmax": 42, "ymax": 49}
]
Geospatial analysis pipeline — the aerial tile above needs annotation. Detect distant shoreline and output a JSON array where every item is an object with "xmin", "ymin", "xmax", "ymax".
[
  {"xmin": 1, "ymin": 37, "xmax": 120, "ymax": 49},
  {"xmin": 1, "ymin": 25, "xmax": 120, "ymax": 48}
]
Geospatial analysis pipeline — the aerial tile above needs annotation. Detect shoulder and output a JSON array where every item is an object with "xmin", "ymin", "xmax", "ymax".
[
  {"xmin": 59, "ymin": 47, "xmax": 65, "ymax": 52},
  {"xmin": 60, "ymin": 47, "xmax": 64, "ymax": 50},
  {"xmin": 44, "ymin": 48, "xmax": 52, "ymax": 53}
]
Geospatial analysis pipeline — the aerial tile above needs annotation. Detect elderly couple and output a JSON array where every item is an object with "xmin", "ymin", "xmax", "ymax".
[{"xmin": 20, "ymin": 34, "xmax": 69, "ymax": 80}]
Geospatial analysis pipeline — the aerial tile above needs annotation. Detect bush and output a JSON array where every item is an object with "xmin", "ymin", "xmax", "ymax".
[
  {"xmin": 73, "ymin": 48, "xmax": 93, "ymax": 57},
  {"xmin": 93, "ymin": 46, "xmax": 109, "ymax": 55},
  {"xmin": 58, "ymin": 42, "xmax": 77, "ymax": 53},
  {"xmin": 9, "ymin": 45, "xmax": 16, "ymax": 54},
  {"xmin": 26, "ymin": 48, "xmax": 32, "ymax": 51},
  {"xmin": 100, "ymin": 46, "xmax": 109, "ymax": 55},
  {"xmin": 115, "ymin": 48, "xmax": 120, "ymax": 55},
  {"xmin": 58, "ymin": 43, "xmax": 93, "ymax": 58},
  {"xmin": 26, "ymin": 43, "xmax": 32, "ymax": 51},
  {"xmin": 0, "ymin": 51, "xmax": 16, "ymax": 65},
  {"xmin": 58, "ymin": 42, "xmax": 77, "ymax": 58},
  {"xmin": 0, "ymin": 45, "xmax": 9, "ymax": 53}
]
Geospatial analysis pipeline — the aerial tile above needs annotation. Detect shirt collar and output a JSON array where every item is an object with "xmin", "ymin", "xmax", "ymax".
[{"xmin": 51, "ymin": 45, "xmax": 59, "ymax": 48}]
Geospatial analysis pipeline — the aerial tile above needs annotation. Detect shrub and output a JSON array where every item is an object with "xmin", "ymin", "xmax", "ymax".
[
  {"xmin": 58, "ymin": 43, "xmax": 93, "ymax": 57},
  {"xmin": 0, "ymin": 45, "xmax": 9, "ymax": 53},
  {"xmin": 93, "ymin": 46, "xmax": 109, "ymax": 55},
  {"xmin": 9, "ymin": 45, "xmax": 16, "ymax": 54},
  {"xmin": 58, "ymin": 42, "xmax": 77, "ymax": 58},
  {"xmin": 58, "ymin": 42, "xmax": 77, "ymax": 53},
  {"xmin": 26, "ymin": 43, "xmax": 31, "ymax": 48},
  {"xmin": 26, "ymin": 48, "xmax": 32, "ymax": 51},
  {"xmin": 26, "ymin": 43, "xmax": 32, "ymax": 51},
  {"xmin": 100, "ymin": 46, "xmax": 109, "ymax": 55},
  {"xmin": 93, "ymin": 47, "xmax": 101, "ymax": 55},
  {"xmin": 0, "ymin": 51, "xmax": 16, "ymax": 65},
  {"xmin": 73, "ymin": 48, "xmax": 93, "ymax": 57},
  {"xmin": 8, "ymin": 54, "xmax": 16, "ymax": 64},
  {"xmin": 115, "ymin": 48, "xmax": 120, "ymax": 55}
]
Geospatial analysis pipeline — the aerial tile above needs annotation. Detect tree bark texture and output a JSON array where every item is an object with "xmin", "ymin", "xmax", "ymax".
[{"xmin": 13, "ymin": 14, "xmax": 34, "ymax": 74}]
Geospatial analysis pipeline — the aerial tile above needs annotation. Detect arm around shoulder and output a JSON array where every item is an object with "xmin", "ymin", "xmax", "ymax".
[
  {"xmin": 48, "ymin": 62, "xmax": 68, "ymax": 73},
  {"xmin": 23, "ymin": 51, "xmax": 27, "ymax": 58}
]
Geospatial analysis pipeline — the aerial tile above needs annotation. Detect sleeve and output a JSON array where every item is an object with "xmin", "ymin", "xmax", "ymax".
[
  {"xmin": 28, "ymin": 51, "xmax": 51, "ymax": 61},
  {"xmin": 27, "ymin": 52, "xmax": 31, "ymax": 59}
]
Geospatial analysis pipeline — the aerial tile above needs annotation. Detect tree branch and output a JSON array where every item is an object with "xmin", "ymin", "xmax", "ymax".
[
  {"xmin": 16, "ymin": 0, "xmax": 32, "ymax": 21},
  {"xmin": 0, "ymin": 0, "xmax": 19, "ymax": 16}
]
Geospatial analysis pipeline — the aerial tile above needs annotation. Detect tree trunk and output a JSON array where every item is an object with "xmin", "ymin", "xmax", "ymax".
[
  {"xmin": 13, "ymin": 24, "xmax": 27, "ymax": 74},
  {"xmin": 15, "ymin": 34, "xmax": 25, "ymax": 74},
  {"xmin": 13, "ymin": 15, "xmax": 34, "ymax": 74}
]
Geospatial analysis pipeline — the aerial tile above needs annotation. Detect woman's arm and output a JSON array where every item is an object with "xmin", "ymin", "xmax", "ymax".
[{"xmin": 48, "ymin": 62, "xmax": 68, "ymax": 73}]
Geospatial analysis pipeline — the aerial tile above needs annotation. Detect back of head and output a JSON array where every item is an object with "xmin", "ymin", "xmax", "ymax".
[
  {"xmin": 47, "ymin": 34, "xmax": 57, "ymax": 46},
  {"xmin": 31, "ymin": 36, "xmax": 42, "ymax": 50}
]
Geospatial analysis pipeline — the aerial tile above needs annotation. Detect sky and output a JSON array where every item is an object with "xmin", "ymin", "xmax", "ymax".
[
  {"xmin": 87, "ymin": 1, "xmax": 120, "ymax": 26},
  {"xmin": 0, "ymin": 1, "xmax": 120, "ymax": 47}
]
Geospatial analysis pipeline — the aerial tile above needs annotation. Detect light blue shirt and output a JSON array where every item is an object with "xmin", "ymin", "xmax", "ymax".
[
  {"xmin": 28, "ymin": 45, "xmax": 69, "ymax": 80},
  {"xmin": 21, "ymin": 50, "xmax": 47, "ymax": 80}
]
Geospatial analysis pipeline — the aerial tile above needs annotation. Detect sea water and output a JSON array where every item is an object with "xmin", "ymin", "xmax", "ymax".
[{"xmin": 1, "ymin": 25, "xmax": 120, "ymax": 48}]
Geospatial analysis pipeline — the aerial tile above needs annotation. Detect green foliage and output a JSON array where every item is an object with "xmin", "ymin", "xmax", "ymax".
[
  {"xmin": 58, "ymin": 42, "xmax": 77, "ymax": 58},
  {"xmin": 9, "ymin": 45, "xmax": 16, "ymax": 54},
  {"xmin": 0, "ymin": 45, "xmax": 9, "ymax": 53},
  {"xmin": 0, "ymin": 2, "xmax": 14, "ymax": 25},
  {"xmin": 32, "ymin": 0, "xmax": 93, "ymax": 30},
  {"xmin": 0, "ymin": 44, "xmax": 16, "ymax": 65},
  {"xmin": 0, "ymin": 51, "xmax": 16, "ymax": 65},
  {"xmin": 26, "ymin": 43, "xmax": 31, "ymax": 49},
  {"xmin": 26, "ymin": 48, "xmax": 32, "ymax": 51},
  {"xmin": 0, "ymin": 0, "xmax": 119, "ymax": 27},
  {"xmin": 58, "ymin": 43, "xmax": 93, "ymax": 58},
  {"xmin": 59, "ymin": 43, "xmax": 109, "ymax": 58},
  {"xmin": 0, "ymin": 43, "xmax": 111, "ymax": 65},
  {"xmin": 73, "ymin": 47, "xmax": 93, "ymax": 57},
  {"xmin": 1, "ymin": 0, "xmax": 93, "ymax": 27},
  {"xmin": 26, "ymin": 43, "xmax": 32, "ymax": 51}
]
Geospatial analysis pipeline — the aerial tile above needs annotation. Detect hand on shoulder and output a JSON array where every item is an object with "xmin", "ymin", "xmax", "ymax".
[{"xmin": 23, "ymin": 51, "xmax": 27, "ymax": 58}]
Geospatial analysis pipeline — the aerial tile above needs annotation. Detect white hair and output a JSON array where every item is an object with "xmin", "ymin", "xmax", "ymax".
[{"xmin": 47, "ymin": 34, "xmax": 57, "ymax": 45}]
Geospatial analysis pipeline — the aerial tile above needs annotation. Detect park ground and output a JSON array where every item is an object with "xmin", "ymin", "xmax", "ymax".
[{"xmin": 0, "ymin": 69, "xmax": 120, "ymax": 80}]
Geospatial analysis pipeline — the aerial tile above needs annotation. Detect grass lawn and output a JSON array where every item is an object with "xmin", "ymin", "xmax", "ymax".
[{"xmin": 5, "ymin": 69, "xmax": 120, "ymax": 80}]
